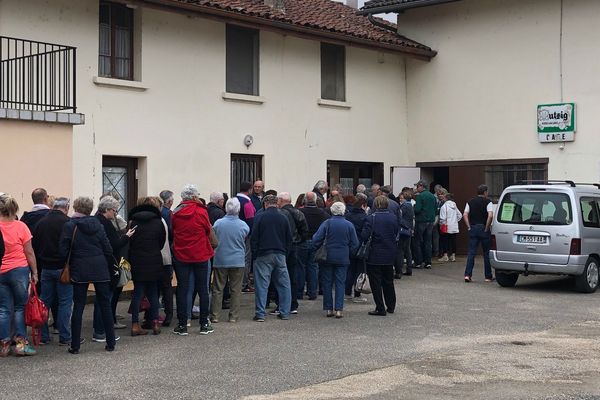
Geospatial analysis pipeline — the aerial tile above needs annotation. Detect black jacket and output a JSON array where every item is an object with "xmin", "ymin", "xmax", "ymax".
[
  {"xmin": 345, "ymin": 207, "xmax": 367, "ymax": 240},
  {"xmin": 251, "ymin": 207, "xmax": 292, "ymax": 258},
  {"xmin": 21, "ymin": 208, "xmax": 51, "ymax": 233},
  {"xmin": 96, "ymin": 213, "xmax": 129, "ymax": 286},
  {"xmin": 207, "ymin": 202, "xmax": 225, "ymax": 225},
  {"xmin": 361, "ymin": 211, "xmax": 399, "ymax": 266},
  {"xmin": 299, "ymin": 206, "xmax": 330, "ymax": 237},
  {"xmin": 59, "ymin": 216, "xmax": 113, "ymax": 283},
  {"xmin": 33, "ymin": 210, "xmax": 71, "ymax": 268},
  {"xmin": 281, "ymin": 204, "xmax": 309, "ymax": 244},
  {"xmin": 128, "ymin": 205, "xmax": 166, "ymax": 282}
]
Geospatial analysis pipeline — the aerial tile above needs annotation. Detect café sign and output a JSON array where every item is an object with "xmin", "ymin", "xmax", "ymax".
[{"xmin": 537, "ymin": 103, "xmax": 575, "ymax": 142}]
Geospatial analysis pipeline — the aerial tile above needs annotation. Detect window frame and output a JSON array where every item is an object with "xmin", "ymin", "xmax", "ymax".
[
  {"xmin": 99, "ymin": 1, "xmax": 134, "ymax": 81},
  {"xmin": 580, "ymin": 197, "xmax": 600, "ymax": 228},
  {"xmin": 320, "ymin": 43, "xmax": 346, "ymax": 102},
  {"xmin": 225, "ymin": 24, "xmax": 260, "ymax": 96}
]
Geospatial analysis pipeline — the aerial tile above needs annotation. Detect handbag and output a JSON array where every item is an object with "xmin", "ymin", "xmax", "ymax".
[
  {"xmin": 355, "ymin": 261, "xmax": 372, "ymax": 294},
  {"xmin": 440, "ymin": 224, "xmax": 449, "ymax": 234},
  {"xmin": 60, "ymin": 226, "xmax": 78, "ymax": 284},
  {"xmin": 25, "ymin": 283, "xmax": 49, "ymax": 345},
  {"xmin": 314, "ymin": 221, "xmax": 329, "ymax": 264},
  {"xmin": 355, "ymin": 214, "xmax": 375, "ymax": 260},
  {"xmin": 116, "ymin": 257, "xmax": 132, "ymax": 288},
  {"xmin": 127, "ymin": 296, "xmax": 151, "ymax": 314}
]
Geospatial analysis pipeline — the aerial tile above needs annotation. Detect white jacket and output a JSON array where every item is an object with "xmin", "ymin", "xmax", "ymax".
[{"xmin": 439, "ymin": 200, "xmax": 462, "ymax": 234}]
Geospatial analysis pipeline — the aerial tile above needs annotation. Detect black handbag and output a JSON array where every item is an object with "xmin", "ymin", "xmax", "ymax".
[
  {"xmin": 314, "ymin": 221, "xmax": 329, "ymax": 264},
  {"xmin": 355, "ymin": 214, "xmax": 374, "ymax": 260}
]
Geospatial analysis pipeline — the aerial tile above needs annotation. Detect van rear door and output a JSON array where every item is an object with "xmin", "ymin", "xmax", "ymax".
[{"xmin": 495, "ymin": 190, "xmax": 573, "ymax": 265}]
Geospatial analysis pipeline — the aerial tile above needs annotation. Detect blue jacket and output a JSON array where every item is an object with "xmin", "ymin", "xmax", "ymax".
[
  {"xmin": 398, "ymin": 200, "xmax": 414, "ymax": 236},
  {"xmin": 312, "ymin": 216, "xmax": 359, "ymax": 266},
  {"xmin": 59, "ymin": 216, "xmax": 113, "ymax": 283},
  {"xmin": 213, "ymin": 215, "xmax": 250, "ymax": 268},
  {"xmin": 251, "ymin": 207, "xmax": 292, "ymax": 258},
  {"xmin": 361, "ymin": 211, "xmax": 399, "ymax": 265},
  {"xmin": 346, "ymin": 207, "xmax": 367, "ymax": 240}
]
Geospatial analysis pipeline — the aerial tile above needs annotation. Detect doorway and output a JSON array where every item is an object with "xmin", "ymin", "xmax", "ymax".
[
  {"xmin": 327, "ymin": 160, "xmax": 384, "ymax": 195},
  {"xmin": 102, "ymin": 156, "xmax": 138, "ymax": 220},
  {"xmin": 231, "ymin": 153, "xmax": 263, "ymax": 197}
]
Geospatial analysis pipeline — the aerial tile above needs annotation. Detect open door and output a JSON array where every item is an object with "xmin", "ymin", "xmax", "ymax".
[{"xmin": 391, "ymin": 166, "xmax": 421, "ymax": 196}]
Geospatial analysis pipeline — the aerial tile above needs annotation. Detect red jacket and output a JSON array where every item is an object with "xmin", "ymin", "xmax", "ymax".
[{"xmin": 172, "ymin": 200, "xmax": 214, "ymax": 263}]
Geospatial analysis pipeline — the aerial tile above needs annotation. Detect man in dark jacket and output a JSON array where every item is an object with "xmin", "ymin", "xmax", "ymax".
[
  {"xmin": 207, "ymin": 192, "xmax": 226, "ymax": 225},
  {"xmin": 298, "ymin": 192, "xmax": 330, "ymax": 299},
  {"xmin": 250, "ymin": 195, "xmax": 292, "ymax": 321},
  {"xmin": 278, "ymin": 192, "xmax": 308, "ymax": 312},
  {"xmin": 312, "ymin": 180, "xmax": 329, "ymax": 208},
  {"xmin": 33, "ymin": 197, "xmax": 72, "ymax": 345},
  {"xmin": 250, "ymin": 180, "xmax": 264, "ymax": 212},
  {"xmin": 21, "ymin": 188, "xmax": 51, "ymax": 233},
  {"xmin": 414, "ymin": 180, "xmax": 437, "ymax": 269},
  {"xmin": 397, "ymin": 190, "xmax": 415, "ymax": 277}
]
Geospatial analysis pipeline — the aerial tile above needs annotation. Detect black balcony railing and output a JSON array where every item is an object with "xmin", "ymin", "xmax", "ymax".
[{"xmin": 0, "ymin": 36, "xmax": 76, "ymax": 113}]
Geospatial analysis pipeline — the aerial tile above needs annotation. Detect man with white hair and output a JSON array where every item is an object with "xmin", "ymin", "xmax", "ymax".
[
  {"xmin": 250, "ymin": 180, "xmax": 265, "ymax": 212},
  {"xmin": 277, "ymin": 192, "xmax": 308, "ymax": 314},
  {"xmin": 207, "ymin": 192, "xmax": 225, "ymax": 225},
  {"xmin": 210, "ymin": 198, "xmax": 249, "ymax": 323},
  {"xmin": 312, "ymin": 180, "xmax": 329, "ymax": 207},
  {"xmin": 356, "ymin": 184, "xmax": 366, "ymax": 195},
  {"xmin": 250, "ymin": 195, "xmax": 292, "ymax": 322}
]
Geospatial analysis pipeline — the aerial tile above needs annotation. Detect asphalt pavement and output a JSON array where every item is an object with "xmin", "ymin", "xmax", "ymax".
[{"xmin": 4, "ymin": 258, "xmax": 600, "ymax": 400}]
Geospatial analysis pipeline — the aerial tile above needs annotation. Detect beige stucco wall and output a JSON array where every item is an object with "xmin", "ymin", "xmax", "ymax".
[
  {"xmin": 0, "ymin": 0, "xmax": 409, "ymax": 201},
  {"xmin": 0, "ymin": 120, "xmax": 73, "ymax": 210},
  {"xmin": 398, "ymin": 0, "xmax": 600, "ymax": 181}
]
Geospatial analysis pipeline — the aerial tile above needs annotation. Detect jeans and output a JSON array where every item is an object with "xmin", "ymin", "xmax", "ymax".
[
  {"xmin": 160, "ymin": 265, "xmax": 174, "ymax": 321},
  {"xmin": 297, "ymin": 240, "xmax": 318, "ymax": 298},
  {"xmin": 415, "ymin": 222, "xmax": 434, "ymax": 266},
  {"xmin": 131, "ymin": 280, "xmax": 160, "ymax": 323},
  {"xmin": 367, "ymin": 264, "xmax": 396, "ymax": 313},
  {"xmin": 432, "ymin": 223, "xmax": 440, "ymax": 256},
  {"xmin": 273, "ymin": 246, "xmax": 298, "ymax": 311},
  {"xmin": 253, "ymin": 253, "xmax": 291, "ymax": 318},
  {"xmin": 321, "ymin": 264, "xmax": 348, "ymax": 311},
  {"xmin": 0, "ymin": 266, "xmax": 29, "ymax": 340},
  {"xmin": 72, "ymin": 282, "xmax": 115, "ymax": 350},
  {"xmin": 94, "ymin": 285, "xmax": 122, "ymax": 336},
  {"xmin": 464, "ymin": 224, "xmax": 493, "ymax": 279},
  {"xmin": 186, "ymin": 267, "xmax": 197, "ymax": 320},
  {"xmin": 396, "ymin": 235, "xmax": 413, "ymax": 274},
  {"xmin": 174, "ymin": 261, "xmax": 209, "ymax": 327},
  {"xmin": 345, "ymin": 257, "xmax": 363, "ymax": 297},
  {"xmin": 210, "ymin": 268, "xmax": 244, "ymax": 321},
  {"xmin": 40, "ymin": 268, "xmax": 73, "ymax": 343}
]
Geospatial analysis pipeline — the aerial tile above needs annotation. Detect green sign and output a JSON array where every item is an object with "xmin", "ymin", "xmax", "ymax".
[{"xmin": 537, "ymin": 103, "xmax": 576, "ymax": 142}]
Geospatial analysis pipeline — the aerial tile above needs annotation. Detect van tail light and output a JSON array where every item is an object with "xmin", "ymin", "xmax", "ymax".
[
  {"xmin": 490, "ymin": 234, "xmax": 497, "ymax": 251},
  {"xmin": 570, "ymin": 238, "xmax": 581, "ymax": 255}
]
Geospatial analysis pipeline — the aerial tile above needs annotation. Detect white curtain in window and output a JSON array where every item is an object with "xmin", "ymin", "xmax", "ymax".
[{"xmin": 115, "ymin": 27, "xmax": 130, "ymax": 78}]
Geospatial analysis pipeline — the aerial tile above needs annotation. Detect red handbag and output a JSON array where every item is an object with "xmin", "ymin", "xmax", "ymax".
[
  {"xmin": 25, "ymin": 283, "xmax": 49, "ymax": 345},
  {"xmin": 440, "ymin": 224, "xmax": 449, "ymax": 234}
]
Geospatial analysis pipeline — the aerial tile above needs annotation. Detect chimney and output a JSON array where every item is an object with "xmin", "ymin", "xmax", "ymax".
[
  {"xmin": 264, "ymin": 0, "xmax": 285, "ymax": 12},
  {"xmin": 346, "ymin": 0, "xmax": 358, "ymax": 9}
]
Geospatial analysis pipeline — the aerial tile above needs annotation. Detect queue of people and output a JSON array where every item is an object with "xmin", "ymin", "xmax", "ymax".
[{"xmin": 0, "ymin": 179, "xmax": 494, "ymax": 357}]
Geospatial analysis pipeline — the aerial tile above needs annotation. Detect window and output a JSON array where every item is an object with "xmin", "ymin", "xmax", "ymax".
[
  {"xmin": 230, "ymin": 154, "xmax": 263, "ymax": 197},
  {"xmin": 485, "ymin": 164, "xmax": 547, "ymax": 202},
  {"xmin": 581, "ymin": 198, "xmax": 600, "ymax": 228},
  {"xmin": 99, "ymin": 1, "xmax": 134, "ymax": 80},
  {"xmin": 226, "ymin": 25, "xmax": 259, "ymax": 96},
  {"xmin": 498, "ymin": 192, "xmax": 572, "ymax": 225},
  {"xmin": 321, "ymin": 43, "xmax": 346, "ymax": 101}
]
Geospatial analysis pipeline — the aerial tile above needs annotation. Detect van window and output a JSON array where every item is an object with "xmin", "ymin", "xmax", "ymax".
[
  {"xmin": 498, "ymin": 192, "xmax": 572, "ymax": 225},
  {"xmin": 580, "ymin": 198, "xmax": 600, "ymax": 228}
]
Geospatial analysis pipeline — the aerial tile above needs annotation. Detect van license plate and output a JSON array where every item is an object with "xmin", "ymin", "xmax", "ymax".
[{"xmin": 518, "ymin": 235, "xmax": 546, "ymax": 244}]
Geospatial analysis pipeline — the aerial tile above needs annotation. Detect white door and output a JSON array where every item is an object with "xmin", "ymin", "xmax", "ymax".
[{"xmin": 391, "ymin": 166, "xmax": 421, "ymax": 196}]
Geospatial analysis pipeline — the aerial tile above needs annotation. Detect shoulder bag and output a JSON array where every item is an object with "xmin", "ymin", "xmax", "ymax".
[
  {"xmin": 355, "ymin": 214, "xmax": 375, "ymax": 260},
  {"xmin": 59, "ymin": 226, "xmax": 77, "ymax": 284},
  {"xmin": 25, "ymin": 283, "xmax": 49, "ymax": 345},
  {"xmin": 116, "ymin": 257, "xmax": 132, "ymax": 288},
  {"xmin": 314, "ymin": 221, "xmax": 329, "ymax": 264}
]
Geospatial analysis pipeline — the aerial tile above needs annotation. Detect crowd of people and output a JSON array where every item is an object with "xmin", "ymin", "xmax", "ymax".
[{"xmin": 0, "ymin": 179, "xmax": 494, "ymax": 356}]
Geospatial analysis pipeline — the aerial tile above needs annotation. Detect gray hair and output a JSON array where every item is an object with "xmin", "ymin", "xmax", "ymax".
[
  {"xmin": 159, "ymin": 190, "xmax": 174, "ymax": 203},
  {"xmin": 304, "ymin": 191, "xmax": 317, "ymax": 206},
  {"xmin": 263, "ymin": 194, "xmax": 278, "ymax": 207},
  {"xmin": 52, "ymin": 197, "xmax": 70, "ymax": 210},
  {"xmin": 181, "ymin": 184, "xmax": 199, "ymax": 201},
  {"xmin": 210, "ymin": 192, "xmax": 224, "ymax": 204},
  {"xmin": 73, "ymin": 196, "xmax": 94, "ymax": 216},
  {"xmin": 330, "ymin": 201, "xmax": 346, "ymax": 216},
  {"xmin": 97, "ymin": 196, "xmax": 120, "ymax": 213},
  {"xmin": 356, "ymin": 184, "xmax": 366, "ymax": 194},
  {"xmin": 277, "ymin": 192, "xmax": 292, "ymax": 203},
  {"xmin": 225, "ymin": 198, "xmax": 240, "ymax": 215},
  {"xmin": 356, "ymin": 193, "xmax": 368, "ymax": 202},
  {"xmin": 314, "ymin": 180, "xmax": 327, "ymax": 190}
]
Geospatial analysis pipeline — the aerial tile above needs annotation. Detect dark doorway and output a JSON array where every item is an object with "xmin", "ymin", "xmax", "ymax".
[
  {"xmin": 102, "ymin": 156, "xmax": 138, "ymax": 220},
  {"xmin": 327, "ymin": 160, "xmax": 384, "ymax": 195},
  {"xmin": 231, "ymin": 153, "xmax": 263, "ymax": 197}
]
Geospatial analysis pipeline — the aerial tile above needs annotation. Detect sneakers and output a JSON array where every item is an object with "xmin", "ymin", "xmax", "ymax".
[
  {"xmin": 253, "ymin": 316, "xmax": 265, "ymax": 322},
  {"xmin": 172, "ymin": 325, "xmax": 188, "ymax": 336},
  {"xmin": 268, "ymin": 309, "xmax": 281, "ymax": 316},
  {"xmin": 352, "ymin": 297, "xmax": 368, "ymax": 303},
  {"xmin": 210, "ymin": 316, "xmax": 219, "ymax": 324},
  {"xmin": 200, "ymin": 323, "xmax": 214, "ymax": 335},
  {"xmin": 464, "ymin": 276, "xmax": 472, "ymax": 282},
  {"xmin": 14, "ymin": 337, "xmax": 36, "ymax": 356},
  {"xmin": 290, "ymin": 309, "xmax": 298, "ymax": 315},
  {"xmin": 277, "ymin": 314, "xmax": 289, "ymax": 320},
  {"xmin": 92, "ymin": 334, "xmax": 106, "ymax": 343},
  {"xmin": 228, "ymin": 318, "xmax": 237, "ymax": 323},
  {"xmin": 450, "ymin": 254, "xmax": 456, "ymax": 262},
  {"xmin": 0, "ymin": 340, "xmax": 10, "ymax": 357},
  {"xmin": 438, "ymin": 255, "xmax": 449, "ymax": 262},
  {"xmin": 186, "ymin": 319, "xmax": 192, "ymax": 327},
  {"xmin": 424, "ymin": 264, "xmax": 432, "ymax": 269},
  {"xmin": 114, "ymin": 322, "xmax": 127, "ymax": 330}
]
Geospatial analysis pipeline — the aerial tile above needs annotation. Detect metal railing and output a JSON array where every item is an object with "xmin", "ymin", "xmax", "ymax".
[{"xmin": 0, "ymin": 36, "xmax": 77, "ymax": 112}]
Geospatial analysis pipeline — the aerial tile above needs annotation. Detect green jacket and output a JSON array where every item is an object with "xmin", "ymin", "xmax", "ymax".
[{"xmin": 414, "ymin": 190, "xmax": 436, "ymax": 223}]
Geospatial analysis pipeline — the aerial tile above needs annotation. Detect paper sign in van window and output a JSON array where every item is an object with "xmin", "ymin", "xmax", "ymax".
[{"xmin": 501, "ymin": 203, "xmax": 516, "ymax": 221}]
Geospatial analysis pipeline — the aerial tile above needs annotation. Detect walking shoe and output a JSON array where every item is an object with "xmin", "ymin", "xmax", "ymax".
[
  {"xmin": 68, "ymin": 348, "xmax": 79, "ymax": 355},
  {"xmin": 152, "ymin": 320, "xmax": 161, "ymax": 335},
  {"xmin": 116, "ymin": 314, "xmax": 125, "ymax": 320},
  {"xmin": 326, "ymin": 310, "xmax": 334, "ymax": 317},
  {"xmin": 268, "ymin": 309, "xmax": 280, "ymax": 316},
  {"xmin": 290, "ymin": 309, "xmax": 298, "ymax": 315},
  {"xmin": 210, "ymin": 316, "xmax": 219, "ymax": 324},
  {"xmin": 485, "ymin": 278, "xmax": 495, "ymax": 282},
  {"xmin": 200, "ymin": 323, "xmax": 214, "ymax": 335},
  {"xmin": 450, "ymin": 254, "xmax": 456, "ymax": 262},
  {"xmin": 105, "ymin": 345, "xmax": 115, "ymax": 352},
  {"xmin": 277, "ymin": 314, "xmax": 289, "ymax": 320},
  {"xmin": 92, "ymin": 334, "xmax": 106, "ymax": 343},
  {"xmin": 438, "ymin": 255, "xmax": 449, "ymax": 262},
  {"xmin": 335, "ymin": 310, "xmax": 343, "ymax": 319},
  {"xmin": 161, "ymin": 318, "xmax": 171, "ymax": 327},
  {"xmin": 172, "ymin": 325, "xmax": 188, "ymax": 336},
  {"xmin": 132, "ymin": 322, "xmax": 149, "ymax": 336},
  {"xmin": 114, "ymin": 322, "xmax": 127, "ymax": 330},
  {"xmin": 413, "ymin": 264, "xmax": 423, "ymax": 269},
  {"xmin": 368, "ymin": 310, "xmax": 387, "ymax": 316},
  {"xmin": 424, "ymin": 264, "xmax": 432, "ymax": 269},
  {"xmin": 14, "ymin": 337, "xmax": 36, "ymax": 356},
  {"xmin": 0, "ymin": 339, "xmax": 10, "ymax": 357},
  {"xmin": 352, "ymin": 297, "xmax": 368, "ymax": 303},
  {"xmin": 253, "ymin": 316, "xmax": 265, "ymax": 322},
  {"xmin": 228, "ymin": 318, "xmax": 237, "ymax": 323},
  {"xmin": 464, "ymin": 276, "xmax": 472, "ymax": 282},
  {"xmin": 187, "ymin": 319, "xmax": 192, "ymax": 327}
]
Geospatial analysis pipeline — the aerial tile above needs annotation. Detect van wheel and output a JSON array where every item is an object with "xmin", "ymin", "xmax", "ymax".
[
  {"xmin": 575, "ymin": 257, "xmax": 600, "ymax": 293},
  {"xmin": 496, "ymin": 272, "xmax": 519, "ymax": 287}
]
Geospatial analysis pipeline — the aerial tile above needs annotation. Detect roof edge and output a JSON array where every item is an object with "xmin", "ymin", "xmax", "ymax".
[{"xmin": 357, "ymin": 0, "xmax": 461, "ymax": 15}]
